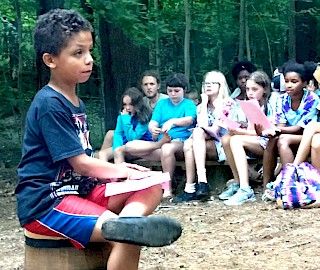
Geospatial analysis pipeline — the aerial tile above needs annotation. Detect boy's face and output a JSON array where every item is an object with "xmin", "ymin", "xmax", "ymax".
[
  {"xmin": 167, "ymin": 86, "xmax": 184, "ymax": 105},
  {"xmin": 50, "ymin": 31, "xmax": 93, "ymax": 85}
]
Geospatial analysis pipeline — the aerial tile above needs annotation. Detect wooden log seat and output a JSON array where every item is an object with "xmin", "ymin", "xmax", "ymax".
[{"xmin": 24, "ymin": 229, "xmax": 111, "ymax": 270}]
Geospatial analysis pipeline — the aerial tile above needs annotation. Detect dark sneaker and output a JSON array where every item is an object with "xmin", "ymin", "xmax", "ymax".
[
  {"xmin": 101, "ymin": 216, "xmax": 182, "ymax": 247},
  {"xmin": 196, "ymin": 182, "xmax": 210, "ymax": 197},
  {"xmin": 171, "ymin": 191, "xmax": 200, "ymax": 203}
]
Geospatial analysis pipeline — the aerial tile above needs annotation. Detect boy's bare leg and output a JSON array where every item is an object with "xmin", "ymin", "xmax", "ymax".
[
  {"xmin": 161, "ymin": 141, "xmax": 184, "ymax": 197},
  {"xmin": 90, "ymin": 185, "xmax": 163, "ymax": 270}
]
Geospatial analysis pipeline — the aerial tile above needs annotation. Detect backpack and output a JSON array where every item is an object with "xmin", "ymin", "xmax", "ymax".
[{"xmin": 274, "ymin": 162, "xmax": 320, "ymax": 209}]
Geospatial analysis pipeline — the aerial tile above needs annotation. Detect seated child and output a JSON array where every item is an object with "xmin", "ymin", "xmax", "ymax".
[
  {"xmin": 100, "ymin": 87, "xmax": 153, "ymax": 164},
  {"xmin": 186, "ymin": 90, "xmax": 200, "ymax": 105},
  {"xmin": 173, "ymin": 70, "xmax": 238, "ymax": 203},
  {"xmin": 219, "ymin": 71, "xmax": 278, "ymax": 205},
  {"xmin": 124, "ymin": 73, "xmax": 197, "ymax": 198},
  {"xmin": 15, "ymin": 9, "xmax": 181, "ymax": 270},
  {"xmin": 260, "ymin": 61, "xmax": 319, "ymax": 199}
]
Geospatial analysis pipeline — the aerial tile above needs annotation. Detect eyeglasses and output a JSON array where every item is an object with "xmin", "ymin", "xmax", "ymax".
[{"xmin": 202, "ymin": 82, "xmax": 220, "ymax": 86}]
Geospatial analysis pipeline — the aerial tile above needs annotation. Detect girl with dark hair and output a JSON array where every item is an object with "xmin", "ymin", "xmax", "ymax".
[
  {"xmin": 106, "ymin": 87, "xmax": 153, "ymax": 163},
  {"xmin": 260, "ymin": 61, "xmax": 320, "ymax": 202}
]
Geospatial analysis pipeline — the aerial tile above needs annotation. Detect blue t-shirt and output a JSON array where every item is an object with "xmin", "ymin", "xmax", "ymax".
[
  {"xmin": 151, "ymin": 98, "xmax": 197, "ymax": 140},
  {"xmin": 15, "ymin": 86, "xmax": 96, "ymax": 226},
  {"xmin": 112, "ymin": 114, "xmax": 152, "ymax": 150}
]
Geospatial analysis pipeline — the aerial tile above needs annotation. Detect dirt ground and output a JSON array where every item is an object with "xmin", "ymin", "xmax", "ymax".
[{"xmin": 1, "ymin": 168, "xmax": 320, "ymax": 270}]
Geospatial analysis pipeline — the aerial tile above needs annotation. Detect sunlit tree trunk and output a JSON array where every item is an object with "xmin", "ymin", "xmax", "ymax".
[
  {"xmin": 184, "ymin": 0, "xmax": 191, "ymax": 82},
  {"xmin": 287, "ymin": 0, "xmax": 296, "ymax": 61}
]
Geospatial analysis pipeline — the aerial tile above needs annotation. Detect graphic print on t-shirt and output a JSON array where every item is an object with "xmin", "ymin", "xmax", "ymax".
[{"xmin": 49, "ymin": 113, "xmax": 97, "ymax": 199}]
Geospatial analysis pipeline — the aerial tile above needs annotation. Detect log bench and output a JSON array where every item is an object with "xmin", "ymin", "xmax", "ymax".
[
  {"xmin": 133, "ymin": 158, "xmax": 263, "ymax": 193},
  {"xmin": 24, "ymin": 229, "xmax": 111, "ymax": 270}
]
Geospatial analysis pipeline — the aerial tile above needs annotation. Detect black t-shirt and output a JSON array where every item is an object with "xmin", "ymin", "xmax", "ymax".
[{"xmin": 15, "ymin": 86, "xmax": 96, "ymax": 226}]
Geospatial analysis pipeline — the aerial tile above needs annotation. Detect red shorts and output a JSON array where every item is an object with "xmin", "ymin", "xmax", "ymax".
[{"xmin": 24, "ymin": 185, "xmax": 109, "ymax": 249}]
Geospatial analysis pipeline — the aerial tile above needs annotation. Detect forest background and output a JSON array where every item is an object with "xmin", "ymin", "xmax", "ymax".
[{"xmin": 0, "ymin": 0, "xmax": 320, "ymax": 170}]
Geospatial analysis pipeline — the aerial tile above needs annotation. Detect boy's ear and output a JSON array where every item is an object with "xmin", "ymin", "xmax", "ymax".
[{"xmin": 42, "ymin": 53, "xmax": 56, "ymax": 68}]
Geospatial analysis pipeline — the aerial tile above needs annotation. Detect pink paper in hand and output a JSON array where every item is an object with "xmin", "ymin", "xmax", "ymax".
[
  {"xmin": 236, "ymin": 99, "xmax": 273, "ymax": 130},
  {"xmin": 219, "ymin": 113, "xmax": 241, "ymax": 130},
  {"xmin": 104, "ymin": 172, "xmax": 171, "ymax": 197}
]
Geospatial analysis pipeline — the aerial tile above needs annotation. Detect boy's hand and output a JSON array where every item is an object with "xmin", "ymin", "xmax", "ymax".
[
  {"xmin": 161, "ymin": 119, "xmax": 175, "ymax": 133},
  {"xmin": 121, "ymin": 162, "xmax": 157, "ymax": 180},
  {"xmin": 122, "ymin": 162, "xmax": 150, "ymax": 172}
]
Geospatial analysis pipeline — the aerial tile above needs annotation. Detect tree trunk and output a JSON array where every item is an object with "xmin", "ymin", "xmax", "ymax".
[
  {"xmin": 36, "ymin": 0, "xmax": 65, "ymax": 88},
  {"xmin": 98, "ymin": 19, "xmax": 149, "ymax": 131},
  {"xmin": 295, "ymin": 0, "xmax": 317, "ymax": 62},
  {"xmin": 12, "ymin": 0, "xmax": 24, "ymax": 142},
  {"xmin": 238, "ymin": 0, "xmax": 245, "ymax": 60},
  {"xmin": 245, "ymin": 0, "xmax": 251, "ymax": 61},
  {"xmin": 154, "ymin": 0, "xmax": 160, "ymax": 73},
  {"xmin": 287, "ymin": 0, "xmax": 296, "ymax": 61},
  {"xmin": 216, "ymin": 0, "xmax": 223, "ymax": 70},
  {"xmin": 184, "ymin": 0, "xmax": 191, "ymax": 82}
]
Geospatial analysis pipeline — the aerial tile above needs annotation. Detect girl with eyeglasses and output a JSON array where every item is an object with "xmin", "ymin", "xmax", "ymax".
[{"xmin": 172, "ymin": 71, "xmax": 239, "ymax": 203}]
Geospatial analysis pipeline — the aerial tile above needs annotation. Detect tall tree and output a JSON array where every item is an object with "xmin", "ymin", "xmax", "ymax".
[
  {"xmin": 287, "ymin": 0, "xmax": 296, "ymax": 61},
  {"xmin": 36, "ymin": 0, "xmax": 65, "ymax": 88},
  {"xmin": 154, "ymin": 0, "xmax": 160, "ymax": 73},
  {"xmin": 184, "ymin": 0, "xmax": 190, "ymax": 82},
  {"xmin": 238, "ymin": 0, "xmax": 245, "ymax": 60},
  {"xmin": 94, "ymin": 1, "xmax": 149, "ymax": 131}
]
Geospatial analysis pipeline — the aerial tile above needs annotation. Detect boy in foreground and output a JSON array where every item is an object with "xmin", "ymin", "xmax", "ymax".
[{"xmin": 15, "ymin": 9, "xmax": 181, "ymax": 270}]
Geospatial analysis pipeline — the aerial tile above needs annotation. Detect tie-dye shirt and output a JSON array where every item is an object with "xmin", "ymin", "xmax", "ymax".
[{"xmin": 275, "ymin": 89, "xmax": 319, "ymax": 127}]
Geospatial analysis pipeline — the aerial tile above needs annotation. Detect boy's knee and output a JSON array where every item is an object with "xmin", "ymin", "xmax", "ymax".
[{"xmin": 183, "ymin": 139, "xmax": 193, "ymax": 153}]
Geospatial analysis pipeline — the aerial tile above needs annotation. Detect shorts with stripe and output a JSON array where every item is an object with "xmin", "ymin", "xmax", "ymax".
[{"xmin": 24, "ymin": 185, "xmax": 109, "ymax": 249}]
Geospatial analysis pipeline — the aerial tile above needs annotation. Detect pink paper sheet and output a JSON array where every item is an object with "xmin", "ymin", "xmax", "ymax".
[
  {"xmin": 219, "ymin": 113, "xmax": 241, "ymax": 130},
  {"xmin": 236, "ymin": 99, "xmax": 273, "ymax": 130},
  {"xmin": 105, "ymin": 172, "xmax": 171, "ymax": 197}
]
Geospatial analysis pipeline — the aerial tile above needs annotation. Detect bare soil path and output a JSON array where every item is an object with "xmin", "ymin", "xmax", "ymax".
[{"xmin": 1, "ymin": 169, "xmax": 319, "ymax": 270}]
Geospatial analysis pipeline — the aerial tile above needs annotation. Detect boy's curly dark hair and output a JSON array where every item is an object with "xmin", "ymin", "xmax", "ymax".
[{"xmin": 34, "ymin": 9, "xmax": 93, "ymax": 62}]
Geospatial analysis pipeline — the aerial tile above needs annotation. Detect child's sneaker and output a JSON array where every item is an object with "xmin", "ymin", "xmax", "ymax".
[
  {"xmin": 196, "ymin": 182, "xmax": 210, "ymax": 197},
  {"xmin": 224, "ymin": 187, "xmax": 256, "ymax": 206},
  {"xmin": 218, "ymin": 182, "xmax": 240, "ymax": 200},
  {"xmin": 101, "ymin": 216, "xmax": 182, "ymax": 247},
  {"xmin": 171, "ymin": 191, "xmax": 200, "ymax": 203}
]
